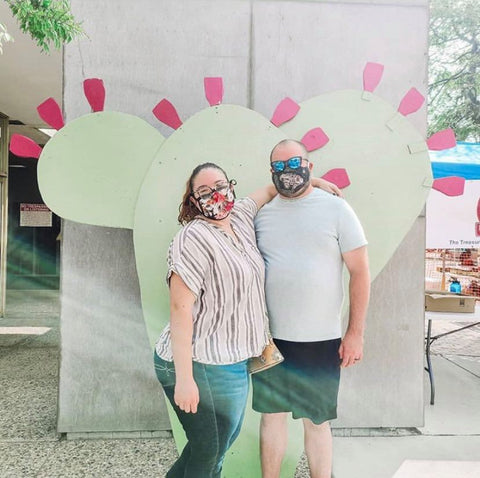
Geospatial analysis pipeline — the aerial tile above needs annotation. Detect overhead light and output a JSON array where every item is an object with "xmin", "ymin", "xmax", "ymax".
[{"xmin": 38, "ymin": 128, "xmax": 56, "ymax": 137}]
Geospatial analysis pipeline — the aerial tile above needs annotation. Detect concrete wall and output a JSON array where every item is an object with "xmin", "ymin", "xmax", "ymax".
[
  {"xmin": 58, "ymin": 223, "xmax": 168, "ymax": 434},
  {"xmin": 60, "ymin": 0, "xmax": 428, "ymax": 432}
]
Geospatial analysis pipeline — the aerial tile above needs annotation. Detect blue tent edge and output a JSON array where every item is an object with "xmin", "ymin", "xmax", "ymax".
[
  {"xmin": 430, "ymin": 142, "xmax": 480, "ymax": 180},
  {"xmin": 431, "ymin": 162, "xmax": 480, "ymax": 180}
]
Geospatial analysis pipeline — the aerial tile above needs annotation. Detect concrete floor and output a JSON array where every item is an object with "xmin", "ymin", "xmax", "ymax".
[{"xmin": 1, "ymin": 290, "xmax": 479, "ymax": 477}]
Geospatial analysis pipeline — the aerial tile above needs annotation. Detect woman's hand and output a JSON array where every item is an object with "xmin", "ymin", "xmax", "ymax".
[
  {"xmin": 174, "ymin": 377, "xmax": 200, "ymax": 413},
  {"xmin": 312, "ymin": 177, "xmax": 343, "ymax": 197}
]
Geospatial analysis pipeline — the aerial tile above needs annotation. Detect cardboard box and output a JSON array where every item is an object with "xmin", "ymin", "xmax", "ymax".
[{"xmin": 425, "ymin": 292, "xmax": 476, "ymax": 313}]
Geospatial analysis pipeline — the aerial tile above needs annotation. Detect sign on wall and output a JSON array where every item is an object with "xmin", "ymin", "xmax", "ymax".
[
  {"xmin": 426, "ymin": 180, "xmax": 480, "ymax": 248},
  {"xmin": 20, "ymin": 203, "xmax": 52, "ymax": 227}
]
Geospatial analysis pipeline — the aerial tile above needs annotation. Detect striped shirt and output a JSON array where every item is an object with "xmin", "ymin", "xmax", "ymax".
[{"xmin": 155, "ymin": 197, "xmax": 270, "ymax": 365}]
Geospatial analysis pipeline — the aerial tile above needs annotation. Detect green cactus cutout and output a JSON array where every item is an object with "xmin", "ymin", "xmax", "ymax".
[
  {"xmin": 11, "ymin": 67, "xmax": 445, "ymax": 478},
  {"xmin": 10, "ymin": 80, "xmax": 166, "ymax": 229},
  {"xmin": 279, "ymin": 89, "xmax": 433, "ymax": 283},
  {"xmin": 38, "ymin": 111, "xmax": 165, "ymax": 228},
  {"xmin": 133, "ymin": 104, "xmax": 286, "ymax": 344},
  {"xmin": 134, "ymin": 103, "xmax": 287, "ymax": 478}
]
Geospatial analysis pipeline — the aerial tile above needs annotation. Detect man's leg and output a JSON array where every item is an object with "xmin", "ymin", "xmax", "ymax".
[
  {"xmin": 260, "ymin": 412, "xmax": 288, "ymax": 478},
  {"xmin": 302, "ymin": 418, "xmax": 333, "ymax": 478}
]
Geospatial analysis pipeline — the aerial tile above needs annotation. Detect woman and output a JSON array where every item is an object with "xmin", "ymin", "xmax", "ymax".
[{"xmin": 154, "ymin": 162, "xmax": 338, "ymax": 478}]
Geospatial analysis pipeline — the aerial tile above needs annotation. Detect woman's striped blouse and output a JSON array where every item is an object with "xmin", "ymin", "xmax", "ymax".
[{"xmin": 155, "ymin": 198, "xmax": 270, "ymax": 365}]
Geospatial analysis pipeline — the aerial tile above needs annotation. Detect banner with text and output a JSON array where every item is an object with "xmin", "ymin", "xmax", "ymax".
[{"xmin": 426, "ymin": 180, "xmax": 480, "ymax": 249}]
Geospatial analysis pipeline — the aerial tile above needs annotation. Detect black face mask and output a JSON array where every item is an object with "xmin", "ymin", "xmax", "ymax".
[{"xmin": 272, "ymin": 166, "xmax": 311, "ymax": 197}]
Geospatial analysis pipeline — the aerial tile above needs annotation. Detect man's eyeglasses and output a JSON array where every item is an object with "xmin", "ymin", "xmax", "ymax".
[
  {"xmin": 270, "ymin": 156, "xmax": 308, "ymax": 173},
  {"xmin": 191, "ymin": 179, "xmax": 236, "ymax": 201}
]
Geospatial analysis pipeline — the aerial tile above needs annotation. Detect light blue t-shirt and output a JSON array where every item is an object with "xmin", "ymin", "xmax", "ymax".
[{"xmin": 255, "ymin": 188, "xmax": 367, "ymax": 342}]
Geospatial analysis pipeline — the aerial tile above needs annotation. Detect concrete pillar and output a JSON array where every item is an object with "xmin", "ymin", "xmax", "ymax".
[{"xmin": 60, "ymin": 0, "xmax": 428, "ymax": 433}]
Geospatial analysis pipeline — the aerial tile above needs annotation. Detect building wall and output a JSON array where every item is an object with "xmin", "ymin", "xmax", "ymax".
[{"xmin": 60, "ymin": 0, "xmax": 428, "ymax": 432}]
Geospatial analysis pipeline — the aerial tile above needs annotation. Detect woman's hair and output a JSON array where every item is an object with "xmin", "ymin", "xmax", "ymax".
[{"xmin": 178, "ymin": 162, "xmax": 229, "ymax": 225}]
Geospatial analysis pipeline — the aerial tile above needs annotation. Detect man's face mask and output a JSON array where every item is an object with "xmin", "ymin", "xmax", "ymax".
[
  {"xmin": 271, "ymin": 156, "xmax": 310, "ymax": 197},
  {"xmin": 192, "ymin": 180, "xmax": 236, "ymax": 220}
]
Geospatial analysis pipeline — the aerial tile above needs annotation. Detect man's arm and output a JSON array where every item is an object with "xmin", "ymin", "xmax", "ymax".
[{"xmin": 339, "ymin": 245, "xmax": 370, "ymax": 368}]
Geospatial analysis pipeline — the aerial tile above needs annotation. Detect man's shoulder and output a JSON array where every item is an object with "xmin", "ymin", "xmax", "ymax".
[
  {"xmin": 311, "ymin": 189, "xmax": 356, "ymax": 213},
  {"xmin": 310, "ymin": 188, "xmax": 342, "ymax": 203},
  {"xmin": 255, "ymin": 195, "xmax": 281, "ymax": 216}
]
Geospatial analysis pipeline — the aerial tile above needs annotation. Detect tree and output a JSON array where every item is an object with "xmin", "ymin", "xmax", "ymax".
[
  {"xmin": 429, "ymin": 0, "xmax": 480, "ymax": 141},
  {"xmin": 0, "ymin": 0, "xmax": 84, "ymax": 54}
]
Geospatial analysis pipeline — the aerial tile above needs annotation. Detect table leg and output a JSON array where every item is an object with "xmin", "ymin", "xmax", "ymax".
[{"xmin": 425, "ymin": 319, "xmax": 435, "ymax": 405}]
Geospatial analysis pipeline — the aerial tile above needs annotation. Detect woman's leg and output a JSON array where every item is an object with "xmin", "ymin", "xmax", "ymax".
[
  {"xmin": 154, "ymin": 353, "xmax": 249, "ymax": 478},
  {"xmin": 201, "ymin": 360, "xmax": 249, "ymax": 473},
  {"xmin": 177, "ymin": 361, "xmax": 248, "ymax": 477}
]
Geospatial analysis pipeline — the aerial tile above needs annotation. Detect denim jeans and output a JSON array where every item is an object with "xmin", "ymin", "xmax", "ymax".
[{"xmin": 154, "ymin": 352, "xmax": 249, "ymax": 478}]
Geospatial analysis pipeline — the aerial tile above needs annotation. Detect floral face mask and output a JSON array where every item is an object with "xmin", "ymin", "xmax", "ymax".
[{"xmin": 192, "ymin": 180, "xmax": 236, "ymax": 220}]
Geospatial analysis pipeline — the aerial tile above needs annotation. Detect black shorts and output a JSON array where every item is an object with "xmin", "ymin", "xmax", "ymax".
[{"xmin": 251, "ymin": 338, "xmax": 341, "ymax": 425}]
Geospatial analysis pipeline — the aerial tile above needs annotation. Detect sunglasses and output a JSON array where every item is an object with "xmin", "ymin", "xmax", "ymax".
[
  {"xmin": 270, "ymin": 156, "xmax": 308, "ymax": 173},
  {"xmin": 191, "ymin": 179, "xmax": 237, "ymax": 201}
]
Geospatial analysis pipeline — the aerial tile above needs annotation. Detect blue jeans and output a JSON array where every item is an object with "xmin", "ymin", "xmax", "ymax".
[{"xmin": 154, "ymin": 352, "xmax": 249, "ymax": 478}]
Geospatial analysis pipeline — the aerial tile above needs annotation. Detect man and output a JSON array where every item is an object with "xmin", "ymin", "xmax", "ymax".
[{"xmin": 252, "ymin": 139, "xmax": 370, "ymax": 478}]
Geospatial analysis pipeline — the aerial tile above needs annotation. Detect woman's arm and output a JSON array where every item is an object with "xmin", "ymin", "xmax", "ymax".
[
  {"xmin": 169, "ymin": 272, "xmax": 199, "ymax": 413},
  {"xmin": 248, "ymin": 178, "xmax": 343, "ymax": 210},
  {"xmin": 311, "ymin": 177, "xmax": 343, "ymax": 197},
  {"xmin": 248, "ymin": 184, "xmax": 278, "ymax": 210}
]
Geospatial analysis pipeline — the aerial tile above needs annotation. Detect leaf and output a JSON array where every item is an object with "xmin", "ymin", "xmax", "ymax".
[{"xmin": 7, "ymin": 0, "xmax": 85, "ymax": 54}]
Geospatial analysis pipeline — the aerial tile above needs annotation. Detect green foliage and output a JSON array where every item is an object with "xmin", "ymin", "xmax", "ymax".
[
  {"xmin": 5, "ymin": 0, "xmax": 84, "ymax": 53},
  {"xmin": 429, "ymin": 0, "xmax": 480, "ymax": 141}
]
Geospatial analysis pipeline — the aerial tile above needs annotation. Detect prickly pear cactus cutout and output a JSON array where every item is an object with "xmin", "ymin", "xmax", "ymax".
[
  {"xmin": 11, "ymin": 79, "xmax": 166, "ymax": 229},
  {"xmin": 276, "ymin": 63, "xmax": 434, "ymax": 282},
  {"xmin": 133, "ymin": 81, "xmax": 288, "ymax": 478},
  {"xmin": 10, "ymin": 68, "xmax": 458, "ymax": 478},
  {"xmin": 134, "ymin": 108, "xmax": 284, "ymax": 343}
]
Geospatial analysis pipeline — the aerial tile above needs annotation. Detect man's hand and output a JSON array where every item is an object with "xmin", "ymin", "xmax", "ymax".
[
  {"xmin": 338, "ymin": 331, "xmax": 364, "ymax": 368},
  {"xmin": 174, "ymin": 377, "xmax": 200, "ymax": 413},
  {"xmin": 311, "ymin": 177, "xmax": 343, "ymax": 197}
]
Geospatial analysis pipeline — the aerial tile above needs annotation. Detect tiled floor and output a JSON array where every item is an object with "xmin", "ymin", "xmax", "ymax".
[{"xmin": 1, "ymin": 291, "xmax": 479, "ymax": 477}]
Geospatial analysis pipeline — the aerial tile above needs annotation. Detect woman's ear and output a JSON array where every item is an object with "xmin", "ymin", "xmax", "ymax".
[{"xmin": 229, "ymin": 182, "xmax": 237, "ymax": 199}]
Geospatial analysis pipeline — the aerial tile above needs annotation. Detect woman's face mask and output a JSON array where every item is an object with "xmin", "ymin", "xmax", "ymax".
[{"xmin": 192, "ymin": 180, "xmax": 236, "ymax": 221}]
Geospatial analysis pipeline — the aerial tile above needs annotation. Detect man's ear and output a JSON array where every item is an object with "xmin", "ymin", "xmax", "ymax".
[{"xmin": 308, "ymin": 162, "xmax": 314, "ymax": 171}]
